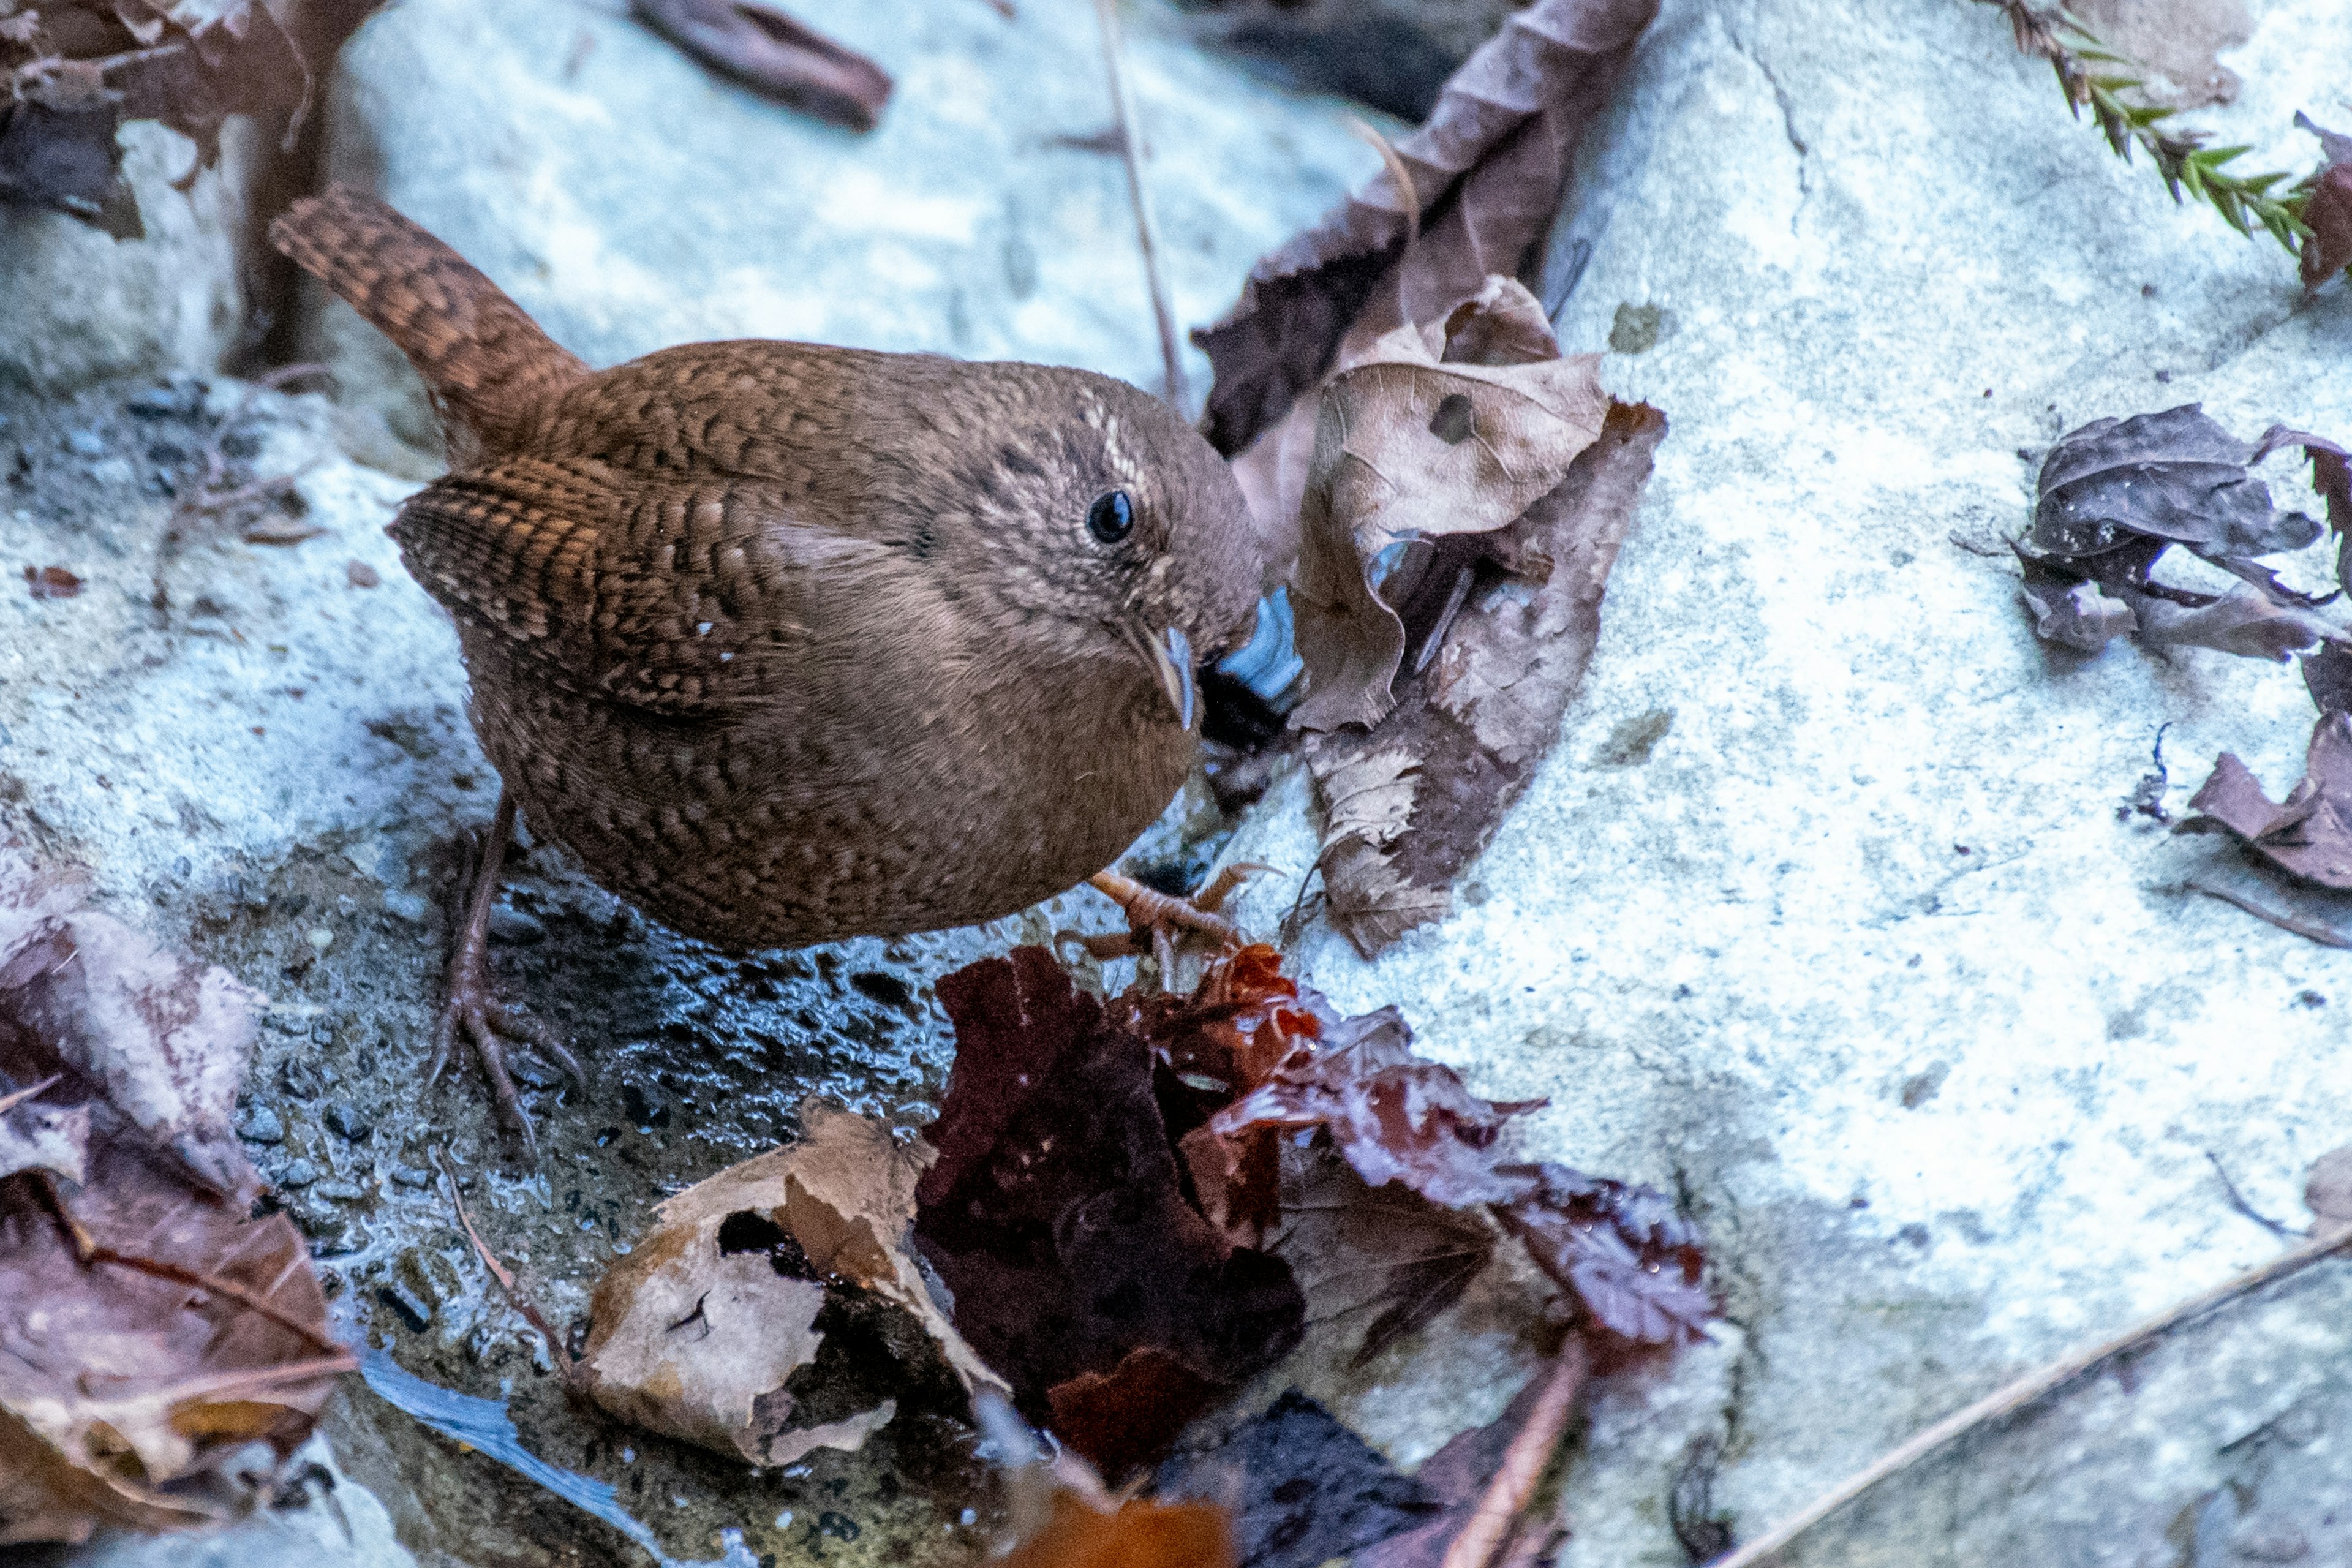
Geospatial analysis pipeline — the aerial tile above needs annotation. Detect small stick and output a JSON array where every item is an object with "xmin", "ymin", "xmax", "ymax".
[
  {"xmin": 2188, "ymin": 876, "xmax": 2352, "ymax": 949},
  {"xmin": 1441, "ymin": 1334, "xmax": 1591, "ymax": 1568},
  {"xmin": 0, "ymin": 1074, "xmax": 64, "ymax": 1116},
  {"xmin": 1092, "ymin": 0, "xmax": 1187, "ymax": 411},
  {"xmin": 1707, "ymin": 1226, "xmax": 2352, "ymax": 1567},
  {"xmin": 432, "ymin": 1145, "xmax": 571, "ymax": 1365}
]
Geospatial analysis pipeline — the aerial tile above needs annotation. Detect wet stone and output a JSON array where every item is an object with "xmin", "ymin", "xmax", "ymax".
[
  {"xmin": 315, "ymin": 1182, "xmax": 371, "ymax": 1204},
  {"xmin": 488, "ymin": 904, "xmax": 545, "ymax": 944},
  {"xmin": 325, "ymin": 1101, "xmax": 372, "ymax": 1140},
  {"xmin": 378, "ymin": 1281, "xmax": 434, "ymax": 1332},
  {"xmin": 381, "ymin": 888, "xmax": 431, "ymax": 923},
  {"xmin": 388, "ymin": 1164, "xmax": 434, "ymax": 1188},
  {"xmin": 276, "ymin": 1156, "xmax": 322, "ymax": 1189},
  {"xmin": 238, "ymin": 1104, "xmax": 285, "ymax": 1144},
  {"xmin": 62, "ymin": 428, "xmax": 104, "ymax": 458}
]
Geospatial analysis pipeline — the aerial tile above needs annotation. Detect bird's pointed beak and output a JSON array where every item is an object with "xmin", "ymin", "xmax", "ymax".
[{"xmin": 1125, "ymin": 618, "xmax": 1196, "ymax": 731}]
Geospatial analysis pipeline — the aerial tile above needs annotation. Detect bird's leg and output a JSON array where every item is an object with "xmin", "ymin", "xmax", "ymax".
[
  {"xmin": 429, "ymin": 790, "xmax": 582, "ymax": 1157},
  {"xmin": 1070, "ymin": 866, "xmax": 1264, "ymax": 979}
]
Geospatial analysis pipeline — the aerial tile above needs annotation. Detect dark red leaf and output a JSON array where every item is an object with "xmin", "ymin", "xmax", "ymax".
[
  {"xmin": 2187, "ymin": 710, "xmax": 2352, "ymax": 889},
  {"xmin": 1491, "ymin": 1163, "xmax": 1710, "ymax": 1346},
  {"xmin": 23, "ymin": 567, "xmax": 82, "ymax": 600}
]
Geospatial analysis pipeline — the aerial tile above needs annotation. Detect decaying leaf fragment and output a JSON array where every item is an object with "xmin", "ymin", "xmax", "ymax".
[
  {"xmin": 0, "ymin": 0, "xmax": 386, "ymax": 235},
  {"xmin": 579, "ymin": 1098, "xmax": 1002, "ymax": 1468},
  {"xmin": 2294, "ymin": 112, "xmax": 2352, "ymax": 290},
  {"xmin": 1196, "ymin": 0, "xmax": 1659, "ymax": 466},
  {"xmin": 0, "ymin": 843, "xmax": 342, "ymax": 1547},
  {"xmin": 913, "ymin": 948, "xmax": 1306, "ymax": 1478},
  {"xmin": 2185, "ymin": 709, "xmax": 2352, "ymax": 889},
  {"xmin": 2016, "ymin": 406, "xmax": 2352, "ymax": 660},
  {"xmin": 1289, "ymin": 298, "xmax": 1611, "ymax": 733},
  {"xmin": 630, "ymin": 0, "xmax": 890, "ymax": 132}
]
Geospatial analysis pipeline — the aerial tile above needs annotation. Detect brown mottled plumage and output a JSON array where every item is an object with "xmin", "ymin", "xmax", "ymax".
[{"xmin": 270, "ymin": 186, "xmax": 1259, "ymax": 1148}]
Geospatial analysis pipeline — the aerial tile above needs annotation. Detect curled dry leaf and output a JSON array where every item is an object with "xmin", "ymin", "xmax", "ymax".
[
  {"xmin": 0, "ymin": 843, "xmax": 263, "ymax": 1202},
  {"xmin": 0, "ymin": 0, "xmax": 388, "ymax": 235},
  {"xmin": 1491, "ymin": 1164, "xmax": 1709, "ymax": 1346},
  {"xmin": 2018, "ymin": 407, "xmax": 2352, "ymax": 660},
  {"xmin": 1308, "ymin": 393, "xmax": 1666, "ymax": 954},
  {"xmin": 2296, "ymin": 112, "xmax": 2352, "ymax": 291},
  {"xmin": 579, "ymin": 1098, "xmax": 1001, "ymax": 1468},
  {"xmin": 913, "ymin": 948, "xmax": 1305, "ymax": 1477},
  {"xmin": 630, "ymin": 0, "xmax": 890, "ymax": 131},
  {"xmin": 1197, "ymin": 0, "xmax": 1658, "ymax": 466},
  {"xmin": 2305, "ymin": 1144, "xmax": 2352, "ymax": 1240},
  {"xmin": 1289, "ymin": 303, "xmax": 1610, "ymax": 733},
  {"xmin": 2185, "ymin": 709, "xmax": 2352, "ymax": 888},
  {"xmin": 0, "ymin": 843, "xmax": 339, "ymax": 1546},
  {"xmin": 24, "ymin": 565, "xmax": 81, "ymax": 599}
]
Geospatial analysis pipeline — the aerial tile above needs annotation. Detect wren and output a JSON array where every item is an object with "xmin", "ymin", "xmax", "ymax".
[{"xmin": 270, "ymin": 186, "xmax": 1261, "ymax": 1150}]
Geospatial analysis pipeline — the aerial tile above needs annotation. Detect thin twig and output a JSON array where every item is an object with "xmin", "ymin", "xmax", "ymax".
[
  {"xmin": 1348, "ymin": 116, "xmax": 1421, "ymax": 250},
  {"xmin": 2188, "ymin": 876, "xmax": 2352, "ymax": 949},
  {"xmin": 1706, "ymin": 1227, "xmax": 2352, "ymax": 1567},
  {"xmin": 433, "ymin": 1145, "xmax": 571, "ymax": 1366},
  {"xmin": 0, "ymin": 1074, "xmax": 64, "ymax": 1116},
  {"xmin": 2204, "ymin": 1150, "xmax": 2297, "ymax": 1240},
  {"xmin": 1092, "ymin": 0, "xmax": 1186, "ymax": 411},
  {"xmin": 1441, "ymin": 1334, "xmax": 1591, "ymax": 1568}
]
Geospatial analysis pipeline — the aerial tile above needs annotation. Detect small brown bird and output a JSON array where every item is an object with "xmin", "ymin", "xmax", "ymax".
[{"xmin": 270, "ymin": 187, "xmax": 1259, "ymax": 1149}]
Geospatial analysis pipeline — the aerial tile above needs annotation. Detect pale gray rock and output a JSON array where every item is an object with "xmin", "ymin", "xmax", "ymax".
[
  {"xmin": 1213, "ymin": 0, "xmax": 2352, "ymax": 1560},
  {"xmin": 306, "ymin": 0, "xmax": 1379, "ymax": 461},
  {"xmin": 0, "ymin": 121, "xmax": 264, "ymax": 396}
]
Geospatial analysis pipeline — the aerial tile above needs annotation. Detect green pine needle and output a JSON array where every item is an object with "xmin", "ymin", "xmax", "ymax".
[{"xmin": 1984, "ymin": 0, "xmax": 2315, "ymax": 257}]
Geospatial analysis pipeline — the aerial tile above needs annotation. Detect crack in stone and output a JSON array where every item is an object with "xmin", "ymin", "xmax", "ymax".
[{"xmin": 1722, "ymin": 14, "xmax": 1813, "ymax": 235}]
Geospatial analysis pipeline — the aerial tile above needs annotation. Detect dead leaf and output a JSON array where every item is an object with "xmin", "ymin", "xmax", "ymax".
[
  {"xmin": 1155, "ymin": 1388, "xmax": 1441, "ymax": 1568},
  {"xmin": 630, "ymin": 0, "xmax": 890, "ymax": 131},
  {"xmin": 2018, "ymin": 556, "xmax": 2135, "ymax": 651},
  {"xmin": 0, "ymin": 843, "xmax": 264, "ymax": 1202},
  {"xmin": 1491, "ymin": 1163, "xmax": 1710, "ymax": 1345},
  {"xmin": 0, "ymin": 1, "xmax": 386, "ymax": 233},
  {"xmin": 0, "ymin": 843, "xmax": 341, "ymax": 1547},
  {"xmin": 1210, "ymin": 1005, "xmax": 1542, "ymax": 1210},
  {"xmin": 1289, "ymin": 308, "xmax": 1610, "ymax": 733},
  {"xmin": 24, "ymin": 565, "xmax": 82, "ymax": 599},
  {"xmin": 2128, "ymin": 583, "xmax": 2344, "ymax": 660},
  {"xmin": 2185, "ymin": 710, "xmax": 2352, "ymax": 888},
  {"xmin": 1306, "ymin": 397, "xmax": 1666, "ymax": 954},
  {"xmin": 1268, "ymin": 1140, "xmax": 1498, "ymax": 1368},
  {"xmin": 1196, "ymin": 0, "xmax": 1659, "ymax": 465},
  {"xmin": 2306, "ymin": 1144, "xmax": 2352, "ymax": 1240},
  {"xmin": 2035, "ymin": 405, "xmax": 2324, "ymax": 561},
  {"xmin": 579, "ymin": 1099, "xmax": 1001, "ymax": 1467},
  {"xmin": 914, "ymin": 948, "xmax": 1305, "ymax": 1474},
  {"xmin": 1351, "ymin": 1356, "xmax": 1571, "ymax": 1568},
  {"xmin": 2296, "ymin": 112, "xmax": 2352, "ymax": 290}
]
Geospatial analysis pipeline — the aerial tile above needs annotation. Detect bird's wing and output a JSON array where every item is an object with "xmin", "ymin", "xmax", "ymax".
[{"xmin": 391, "ymin": 453, "xmax": 898, "ymax": 715}]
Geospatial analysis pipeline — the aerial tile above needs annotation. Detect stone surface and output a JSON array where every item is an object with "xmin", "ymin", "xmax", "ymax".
[
  {"xmin": 0, "ymin": 121, "xmax": 264, "ymax": 396},
  {"xmin": 1211, "ymin": 0, "xmax": 2352, "ymax": 1561},
  {"xmin": 305, "ymin": 0, "xmax": 1378, "ymax": 461}
]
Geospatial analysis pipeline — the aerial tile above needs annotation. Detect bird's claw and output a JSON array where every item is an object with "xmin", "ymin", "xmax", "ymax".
[
  {"xmin": 430, "ymin": 941, "xmax": 578, "ymax": 1159},
  {"xmin": 1068, "ymin": 865, "xmax": 1267, "ymax": 982}
]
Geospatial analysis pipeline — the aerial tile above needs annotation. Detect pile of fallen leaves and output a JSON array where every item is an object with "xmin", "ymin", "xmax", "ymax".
[
  {"xmin": 0, "ymin": 843, "xmax": 347, "ymax": 1545},
  {"xmin": 1196, "ymin": 0, "xmax": 1669, "ymax": 956},
  {"xmin": 2010, "ymin": 405, "xmax": 2352, "ymax": 944},
  {"xmin": 0, "ymin": 0, "xmax": 383, "ymax": 237},
  {"xmin": 576, "ymin": 941, "xmax": 1709, "ymax": 1562}
]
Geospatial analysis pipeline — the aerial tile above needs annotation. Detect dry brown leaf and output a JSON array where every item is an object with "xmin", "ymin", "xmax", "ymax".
[
  {"xmin": 0, "ymin": 845, "xmax": 263, "ymax": 1202},
  {"xmin": 1196, "ymin": 0, "xmax": 1659, "ymax": 467},
  {"xmin": 2306, "ymin": 1144, "xmax": 2352, "ymax": 1240},
  {"xmin": 0, "ymin": 845, "xmax": 341, "ymax": 1546},
  {"xmin": 629, "ymin": 0, "xmax": 891, "ymax": 132},
  {"xmin": 1306, "ymin": 397, "xmax": 1665, "ymax": 954},
  {"xmin": 2185, "ymin": 710, "xmax": 2352, "ymax": 889},
  {"xmin": 580, "ymin": 1099, "xmax": 1003, "ymax": 1466},
  {"xmin": 1290, "ymin": 302, "xmax": 1609, "ymax": 733}
]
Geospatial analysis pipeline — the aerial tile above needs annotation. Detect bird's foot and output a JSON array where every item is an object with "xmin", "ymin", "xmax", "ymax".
[
  {"xmin": 430, "ymin": 790, "xmax": 583, "ymax": 1159},
  {"xmin": 428, "ymin": 935, "xmax": 582, "ymax": 1160},
  {"xmin": 1070, "ymin": 865, "xmax": 1265, "ymax": 981}
]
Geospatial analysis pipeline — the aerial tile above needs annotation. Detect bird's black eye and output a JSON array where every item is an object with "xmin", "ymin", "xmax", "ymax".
[{"xmin": 1086, "ymin": 489, "xmax": 1134, "ymax": 545}]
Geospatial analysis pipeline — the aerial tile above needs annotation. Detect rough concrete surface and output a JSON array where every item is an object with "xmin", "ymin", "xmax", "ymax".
[
  {"xmin": 0, "ymin": 121, "xmax": 265, "ymax": 396},
  {"xmin": 1212, "ymin": 0, "xmax": 2352, "ymax": 1562},
  {"xmin": 305, "ymin": 0, "xmax": 1378, "ymax": 462}
]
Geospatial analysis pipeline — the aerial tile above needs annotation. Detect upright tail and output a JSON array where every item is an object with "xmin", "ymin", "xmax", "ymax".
[{"xmin": 270, "ymin": 186, "xmax": 586, "ymax": 456}]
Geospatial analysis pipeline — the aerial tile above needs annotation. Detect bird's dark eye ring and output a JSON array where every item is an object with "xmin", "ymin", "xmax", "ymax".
[{"xmin": 1087, "ymin": 489, "xmax": 1134, "ymax": 545}]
